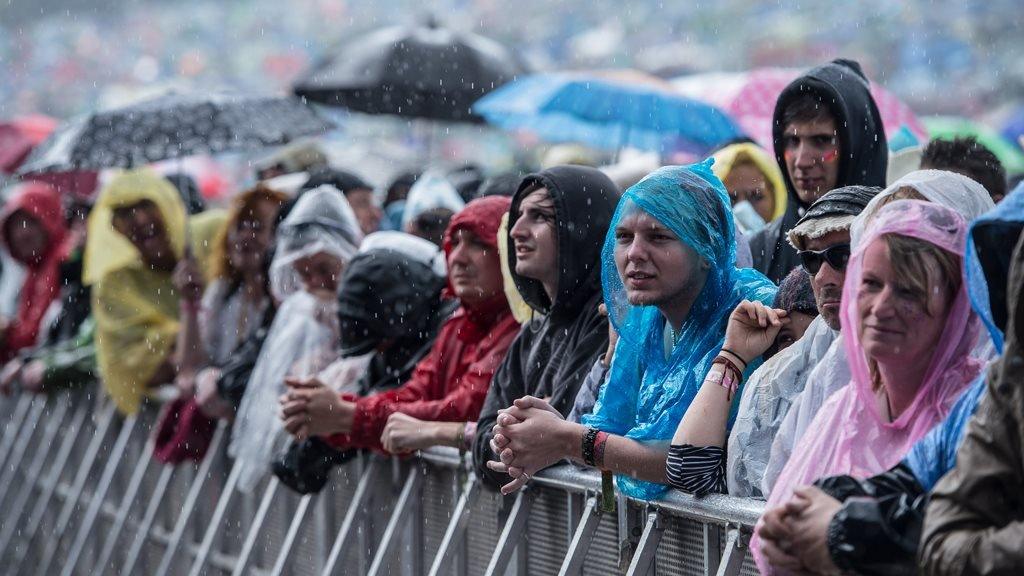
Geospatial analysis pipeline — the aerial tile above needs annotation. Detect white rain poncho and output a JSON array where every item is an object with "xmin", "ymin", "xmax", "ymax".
[
  {"xmin": 229, "ymin": 185, "xmax": 362, "ymax": 492},
  {"xmin": 726, "ymin": 315, "xmax": 843, "ymax": 497},
  {"xmin": 400, "ymin": 170, "xmax": 465, "ymax": 229},
  {"xmin": 760, "ymin": 169, "xmax": 996, "ymax": 496}
]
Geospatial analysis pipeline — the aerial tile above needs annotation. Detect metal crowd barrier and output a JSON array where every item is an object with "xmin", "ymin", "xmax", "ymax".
[{"xmin": 0, "ymin": 387, "xmax": 765, "ymax": 575}]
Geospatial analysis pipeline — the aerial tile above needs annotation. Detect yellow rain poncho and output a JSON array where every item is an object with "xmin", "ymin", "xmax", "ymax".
[
  {"xmin": 711, "ymin": 142, "xmax": 787, "ymax": 222},
  {"xmin": 86, "ymin": 169, "xmax": 189, "ymax": 415}
]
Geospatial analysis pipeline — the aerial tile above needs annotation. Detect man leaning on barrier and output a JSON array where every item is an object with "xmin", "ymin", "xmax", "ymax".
[
  {"xmin": 472, "ymin": 166, "xmax": 619, "ymax": 490},
  {"xmin": 487, "ymin": 160, "xmax": 776, "ymax": 499}
]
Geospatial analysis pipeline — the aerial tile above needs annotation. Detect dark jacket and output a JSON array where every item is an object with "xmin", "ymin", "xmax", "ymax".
[
  {"xmin": 750, "ymin": 59, "xmax": 888, "ymax": 284},
  {"xmin": 919, "ymin": 230, "xmax": 1024, "ymax": 575},
  {"xmin": 275, "ymin": 248, "xmax": 451, "ymax": 494},
  {"xmin": 472, "ymin": 166, "xmax": 618, "ymax": 489}
]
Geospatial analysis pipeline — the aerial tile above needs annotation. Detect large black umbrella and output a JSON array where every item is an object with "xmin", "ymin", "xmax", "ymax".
[
  {"xmin": 18, "ymin": 92, "xmax": 334, "ymax": 175},
  {"xmin": 293, "ymin": 20, "xmax": 528, "ymax": 123}
]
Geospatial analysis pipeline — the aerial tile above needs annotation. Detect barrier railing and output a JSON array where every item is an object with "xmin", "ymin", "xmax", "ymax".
[{"xmin": 0, "ymin": 388, "xmax": 765, "ymax": 575}]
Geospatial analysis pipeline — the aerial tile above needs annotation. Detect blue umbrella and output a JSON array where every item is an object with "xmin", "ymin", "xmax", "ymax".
[{"xmin": 472, "ymin": 71, "xmax": 743, "ymax": 154}]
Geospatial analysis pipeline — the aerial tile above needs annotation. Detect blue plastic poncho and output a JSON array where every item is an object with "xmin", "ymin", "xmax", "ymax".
[
  {"xmin": 583, "ymin": 159, "xmax": 777, "ymax": 499},
  {"xmin": 903, "ymin": 181, "xmax": 1024, "ymax": 490}
]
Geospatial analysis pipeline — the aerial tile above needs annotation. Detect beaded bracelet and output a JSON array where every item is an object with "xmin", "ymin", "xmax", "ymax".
[{"xmin": 582, "ymin": 427, "xmax": 600, "ymax": 467}]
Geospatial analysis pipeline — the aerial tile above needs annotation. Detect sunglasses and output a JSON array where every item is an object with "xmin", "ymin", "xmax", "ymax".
[{"xmin": 798, "ymin": 243, "xmax": 851, "ymax": 275}]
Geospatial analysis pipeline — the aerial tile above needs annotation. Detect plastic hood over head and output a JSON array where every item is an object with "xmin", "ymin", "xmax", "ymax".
[
  {"xmin": 269, "ymin": 185, "xmax": 362, "ymax": 301},
  {"xmin": 852, "ymin": 169, "xmax": 994, "ymax": 248},
  {"xmin": 84, "ymin": 168, "xmax": 187, "ymax": 285},
  {"xmin": 507, "ymin": 165, "xmax": 619, "ymax": 318},
  {"xmin": 583, "ymin": 159, "xmax": 777, "ymax": 499},
  {"xmin": 711, "ymin": 142, "xmax": 788, "ymax": 221},
  {"xmin": 401, "ymin": 170, "xmax": 466, "ymax": 228}
]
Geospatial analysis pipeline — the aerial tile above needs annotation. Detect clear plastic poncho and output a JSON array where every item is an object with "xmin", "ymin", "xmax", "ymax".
[
  {"xmin": 400, "ymin": 170, "xmax": 466, "ymax": 229},
  {"xmin": 230, "ymin": 186, "xmax": 361, "ymax": 492},
  {"xmin": 269, "ymin": 185, "xmax": 363, "ymax": 302},
  {"xmin": 583, "ymin": 159, "xmax": 777, "ymax": 500}
]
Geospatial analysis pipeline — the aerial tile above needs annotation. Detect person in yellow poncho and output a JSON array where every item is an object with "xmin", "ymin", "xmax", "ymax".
[
  {"xmin": 86, "ymin": 168, "xmax": 218, "ymax": 415},
  {"xmin": 712, "ymin": 142, "xmax": 787, "ymax": 225}
]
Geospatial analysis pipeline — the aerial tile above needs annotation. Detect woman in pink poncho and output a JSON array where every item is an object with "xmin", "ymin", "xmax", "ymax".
[{"xmin": 753, "ymin": 199, "xmax": 984, "ymax": 575}]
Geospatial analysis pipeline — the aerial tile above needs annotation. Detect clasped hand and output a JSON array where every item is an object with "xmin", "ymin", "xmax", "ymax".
[{"xmin": 486, "ymin": 395, "xmax": 567, "ymax": 495}]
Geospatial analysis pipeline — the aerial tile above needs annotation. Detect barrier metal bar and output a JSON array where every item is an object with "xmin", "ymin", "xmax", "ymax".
[
  {"xmin": 118, "ymin": 465, "xmax": 175, "ymax": 576},
  {"xmin": 58, "ymin": 414, "xmax": 139, "ymax": 576},
  {"xmin": 7, "ymin": 396, "xmax": 91, "ymax": 571},
  {"xmin": 625, "ymin": 511, "xmax": 665, "ymax": 576},
  {"xmin": 230, "ymin": 478, "xmax": 281, "ymax": 576},
  {"xmin": 150, "ymin": 422, "xmax": 230, "ymax": 576},
  {"xmin": 0, "ymin": 395, "xmax": 69, "ymax": 545},
  {"xmin": 36, "ymin": 401, "xmax": 118, "ymax": 576},
  {"xmin": 0, "ymin": 395, "xmax": 33, "ymax": 473},
  {"xmin": 483, "ymin": 490, "xmax": 534, "ymax": 576},
  {"xmin": 321, "ymin": 458, "xmax": 377, "ymax": 576},
  {"xmin": 92, "ymin": 423, "xmax": 162, "ymax": 576},
  {"xmin": 366, "ymin": 467, "xmax": 424, "ymax": 576},
  {"xmin": 704, "ymin": 523, "xmax": 722, "ymax": 576},
  {"xmin": 183, "ymin": 462, "xmax": 243, "ymax": 576},
  {"xmin": 715, "ymin": 528, "xmax": 747, "ymax": 576},
  {"xmin": 427, "ymin": 480, "xmax": 480, "ymax": 576},
  {"xmin": 0, "ymin": 399, "xmax": 46, "ymax": 492},
  {"xmin": 268, "ymin": 493, "xmax": 314, "ymax": 576},
  {"xmin": 558, "ymin": 496, "xmax": 603, "ymax": 576}
]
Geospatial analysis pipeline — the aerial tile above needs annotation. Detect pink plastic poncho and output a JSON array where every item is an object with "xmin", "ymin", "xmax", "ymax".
[{"xmin": 752, "ymin": 200, "xmax": 984, "ymax": 575}]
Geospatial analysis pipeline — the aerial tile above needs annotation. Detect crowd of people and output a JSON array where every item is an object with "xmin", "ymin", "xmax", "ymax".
[{"xmin": 1, "ymin": 57, "xmax": 1023, "ymax": 575}]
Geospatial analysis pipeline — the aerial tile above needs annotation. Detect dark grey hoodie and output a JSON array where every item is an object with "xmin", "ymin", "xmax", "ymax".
[
  {"xmin": 750, "ymin": 59, "xmax": 888, "ymax": 284},
  {"xmin": 473, "ymin": 165, "xmax": 619, "ymax": 489}
]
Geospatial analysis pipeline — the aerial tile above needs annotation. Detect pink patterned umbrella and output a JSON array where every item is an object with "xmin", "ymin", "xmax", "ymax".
[{"xmin": 672, "ymin": 68, "xmax": 926, "ymax": 150}]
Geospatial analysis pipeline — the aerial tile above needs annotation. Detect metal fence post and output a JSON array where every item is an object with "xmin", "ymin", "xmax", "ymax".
[
  {"xmin": 625, "ymin": 511, "xmax": 665, "ymax": 576},
  {"xmin": 230, "ymin": 478, "xmax": 281, "ymax": 576},
  {"xmin": 366, "ymin": 467, "xmax": 424, "ymax": 576},
  {"xmin": 558, "ymin": 495, "xmax": 603, "ymax": 576},
  {"xmin": 321, "ymin": 458, "xmax": 377, "ymax": 576},
  {"xmin": 483, "ymin": 490, "xmax": 534, "ymax": 576},
  {"xmin": 715, "ymin": 528, "xmax": 748, "ymax": 576},
  {"xmin": 427, "ymin": 479, "xmax": 480, "ymax": 576}
]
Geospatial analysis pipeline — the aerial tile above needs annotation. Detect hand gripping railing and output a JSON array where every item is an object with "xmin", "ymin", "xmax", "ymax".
[{"xmin": 0, "ymin": 389, "xmax": 766, "ymax": 576}]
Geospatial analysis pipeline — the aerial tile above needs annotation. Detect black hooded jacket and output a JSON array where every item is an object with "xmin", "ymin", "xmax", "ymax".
[
  {"xmin": 472, "ymin": 166, "xmax": 619, "ymax": 489},
  {"xmin": 750, "ymin": 59, "xmax": 888, "ymax": 284},
  {"xmin": 336, "ymin": 247, "xmax": 454, "ymax": 394},
  {"xmin": 273, "ymin": 247, "xmax": 452, "ymax": 495}
]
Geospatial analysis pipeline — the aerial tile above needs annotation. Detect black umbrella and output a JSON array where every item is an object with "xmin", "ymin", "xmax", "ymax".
[
  {"xmin": 293, "ymin": 20, "xmax": 528, "ymax": 123},
  {"xmin": 18, "ymin": 92, "xmax": 334, "ymax": 175}
]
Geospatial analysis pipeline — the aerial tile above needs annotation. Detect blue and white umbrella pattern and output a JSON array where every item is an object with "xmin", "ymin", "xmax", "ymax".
[
  {"xmin": 18, "ymin": 92, "xmax": 334, "ymax": 175},
  {"xmin": 473, "ymin": 71, "xmax": 743, "ymax": 154}
]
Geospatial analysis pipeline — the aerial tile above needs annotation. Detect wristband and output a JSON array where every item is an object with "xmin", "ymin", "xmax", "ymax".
[
  {"xmin": 593, "ymin": 431, "xmax": 609, "ymax": 469},
  {"xmin": 582, "ymin": 427, "xmax": 600, "ymax": 467},
  {"xmin": 718, "ymin": 347, "xmax": 749, "ymax": 370}
]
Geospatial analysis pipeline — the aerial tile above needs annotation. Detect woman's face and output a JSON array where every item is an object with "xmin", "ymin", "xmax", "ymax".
[
  {"xmin": 857, "ymin": 239, "xmax": 953, "ymax": 371},
  {"xmin": 227, "ymin": 200, "xmax": 277, "ymax": 277},
  {"xmin": 295, "ymin": 251, "xmax": 344, "ymax": 296},
  {"xmin": 723, "ymin": 162, "xmax": 775, "ymax": 222},
  {"xmin": 111, "ymin": 199, "xmax": 176, "ymax": 270}
]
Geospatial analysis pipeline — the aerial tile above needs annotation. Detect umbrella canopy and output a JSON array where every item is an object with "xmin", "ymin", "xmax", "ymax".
[
  {"xmin": 0, "ymin": 115, "xmax": 58, "ymax": 174},
  {"xmin": 294, "ymin": 20, "xmax": 527, "ymax": 123},
  {"xmin": 18, "ymin": 92, "xmax": 334, "ymax": 175},
  {"xmin": 672, "ymin": 68, "xmax": 927, "ymax": 151},
  {"xmin": 923, "ymin": 116, "xmax": 1024, "ymax": 175},
  {"xmin": 473, "ymin": 70, "xmax": 743, "ymax": 154}
]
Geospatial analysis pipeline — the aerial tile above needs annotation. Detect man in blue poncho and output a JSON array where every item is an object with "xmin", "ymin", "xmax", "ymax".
[{"xmin": 487, "ymin": 160, "xmax": 776, "ymax": 498}]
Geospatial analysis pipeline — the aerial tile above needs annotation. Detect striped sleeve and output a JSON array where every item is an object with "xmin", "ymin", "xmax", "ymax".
[{"xmin": 666, "ymin": 444, "xmax": 727, "ymax": 496}]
